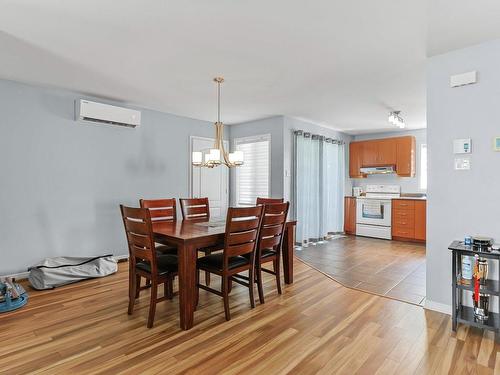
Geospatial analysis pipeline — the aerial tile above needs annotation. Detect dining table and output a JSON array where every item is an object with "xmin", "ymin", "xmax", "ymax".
[{"xmin": 153, "ymin": 218, "xmax": 297, "ymax": 330}]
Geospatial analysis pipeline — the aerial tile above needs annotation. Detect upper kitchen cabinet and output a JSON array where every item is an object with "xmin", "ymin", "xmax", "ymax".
[
  {"xmin": 349, "ymin": 141, "xmax": 365, "ymax": 178},
  {"xmin": 396, "ymin": 136, "xmax": 416, "ymax": 177},
  {"xmin": 348, "ymin": 136, "xmax": 415, "ymax": 178},
  {"xmin": 378, "ymin": 139, "xmax": 397, "ymax": 165}
]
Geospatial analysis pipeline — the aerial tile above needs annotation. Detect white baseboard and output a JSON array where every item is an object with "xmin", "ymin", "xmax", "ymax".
[
  {"xmin": 1, "ymin": 254, "xmax": 130, "ymax": 281},
  {"xmin": 424, "ymin": 299, "xmax": 452, "ymax": 315},
  {"xmin": 3, "ymin": 271, "xmax": 30, "ymax": 281}
]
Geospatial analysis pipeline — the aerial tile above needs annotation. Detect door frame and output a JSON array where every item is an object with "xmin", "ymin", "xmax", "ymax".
[{"xmin": 188, "ymin": 135, "xmax": 229, "ymax": 207}]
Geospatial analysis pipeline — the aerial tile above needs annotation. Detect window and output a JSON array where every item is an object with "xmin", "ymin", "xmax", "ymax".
[
  {"xmin": 420, "ymin": 143, "xmax": 427, "ymax": 190},
  {"xmin": 234, "ymin": 134, "xmax": 271, "ymax": 206}
]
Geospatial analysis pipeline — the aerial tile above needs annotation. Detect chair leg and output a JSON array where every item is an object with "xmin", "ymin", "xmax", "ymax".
[
  {"xmin": 222, "ymin": 275, "xmax": 231, "ymax": 321},
  {"xmin": 135, "ymin": 275, "xmax": 141, "ymax": 299},
  {"xmin": 200, "ymin": 250, "xmax": 211, "ymax": 286},
  {"xmin": 248, "ymin": 267, "xmax": 256, "ymax": 309},
  {"xmin": 164, "ymin": 276, "xmax": 173, "ymax": 300},
  {"xmin": 147, "ymin": 280, "xmax": 158, "ymax": 328},
  {"xmin": 128, "ymin": 269, "xmax": 137, "ymax": 315},
  {"xmin": 256, "ymin": 262, "xmax": 265, "ymax": 304},
  {"xmin": 274, "ymin": 258, "xmax": 282, "ymax": 295},
  {"xmin": 195, "ymin": 269, "xmax": 200, "ymax": 309}
]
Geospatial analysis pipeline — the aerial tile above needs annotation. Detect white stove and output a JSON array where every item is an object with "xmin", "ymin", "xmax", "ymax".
[{"xmin": 356, "ymin": 185, "xmax": 400, "ymax": 240}]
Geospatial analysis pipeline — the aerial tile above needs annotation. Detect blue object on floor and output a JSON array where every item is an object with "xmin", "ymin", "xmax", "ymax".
[{"xmin": 0, "ymin": 282, "xmax": 28, "ymax": 313}]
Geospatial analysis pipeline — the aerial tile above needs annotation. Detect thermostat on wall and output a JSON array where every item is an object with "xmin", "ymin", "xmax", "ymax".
[{"xmin": 453, "ymin": 138, "xmax": 471, "ymax": 154}]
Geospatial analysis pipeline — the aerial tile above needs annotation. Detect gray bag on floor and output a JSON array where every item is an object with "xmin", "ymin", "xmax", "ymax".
[{"xmin": 28, "ymin": 255, "xmax": 118, "ymax": 290}]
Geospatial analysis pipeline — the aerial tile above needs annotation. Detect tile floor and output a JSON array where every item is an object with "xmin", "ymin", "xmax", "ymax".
[{"xmin": 295, "ymin": 235, "xmax": 426, "ymax": 305}]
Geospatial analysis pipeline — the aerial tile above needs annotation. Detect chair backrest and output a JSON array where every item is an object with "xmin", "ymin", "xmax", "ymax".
[
  {"xmin": 179, "ymin": 197, "xmax": 210, "ymax": 221},
  {"xmin": 257, "ymin": 202, "xmax": 289, "ymax": 257},
  {"xmin": 223, "ymin": 206, "xmax": 264, "ymax": 270},
  {"xmin": 256, "ymin": 197, "xmax": 284, "ymax": 205},
  {"xmin": 120, "ymin": 205, "xmax": 157, "ymax": 270},
  {"xmin": 140, "ymin": 198, "xmax": 177, "ymax": 228}
]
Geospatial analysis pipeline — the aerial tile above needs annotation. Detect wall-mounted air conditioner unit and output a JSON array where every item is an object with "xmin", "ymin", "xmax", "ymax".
[{"xmin": 75, "ymin": 99, "xmax": 141, "ymax": 128}]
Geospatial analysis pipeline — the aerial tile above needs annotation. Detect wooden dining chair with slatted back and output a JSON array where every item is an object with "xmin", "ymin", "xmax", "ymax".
[
  {"xmin": 253, "ymin": 201, "xmax": 289, "ymax": 304},
  {"xmin": 120, "ymin": 205, "xmax": 178, "ymax": 328},
  {"xmin": 256, "ymin": 197, "xmax": 284, "ymax": 205},
  {"xmin": 196, "ymin": 205, "xmax": 264, "ymax": 321},
  {"xmin": 140, "ymin": 198, "xmax": 178, "ymax": 256},
  {"xmin": 179, "ymin": 197, "xmax": 221, "ymax": 286}
]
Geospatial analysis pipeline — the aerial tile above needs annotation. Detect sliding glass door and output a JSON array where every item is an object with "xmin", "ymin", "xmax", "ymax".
[{"xmin": 294, "ymin": 131, "xmax": 344, "ymax": 247}]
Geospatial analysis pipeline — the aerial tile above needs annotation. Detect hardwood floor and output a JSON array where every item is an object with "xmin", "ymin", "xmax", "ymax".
[
  {"xmin": 0, "ymin": 259, "xmax": 498, "ymax": 374},
  {"xmin": 296, "ymin": 235, "xmax": 426, "ymax": 305}
]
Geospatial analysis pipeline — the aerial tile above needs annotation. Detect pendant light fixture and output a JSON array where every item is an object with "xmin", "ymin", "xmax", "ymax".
[
  {"xmin": 388, "ymin": 110, "xmax": 405, "ymax": 129},
  {"xmin": 192, "ymin": 77, "xmax": 244, "ymax": 168}
]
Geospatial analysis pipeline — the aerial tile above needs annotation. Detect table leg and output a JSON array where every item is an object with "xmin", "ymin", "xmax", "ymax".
[
  {"xmin": 452, "ymin": 251, "xmax": 457, "ymax": 332},
  {"xmin": 282, "ymin": 224, "xmax": 295, "ymax": 284},
  {"xmin": 178, "ymin": 242, "xmax": 197, "ymax": 330}
]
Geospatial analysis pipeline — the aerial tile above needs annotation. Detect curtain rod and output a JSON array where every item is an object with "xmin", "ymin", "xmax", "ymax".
[{"xmin": 294, "ymin": 130, "xmax": 345, "ymax": 145}]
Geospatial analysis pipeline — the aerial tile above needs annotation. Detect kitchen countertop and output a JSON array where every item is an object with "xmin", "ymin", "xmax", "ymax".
[{"xmin": 345, "ymin": 194, "xmax": 426, "ymax": 201}]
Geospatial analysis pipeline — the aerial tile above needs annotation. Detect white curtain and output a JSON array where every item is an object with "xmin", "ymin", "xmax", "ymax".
[{"xmin": 294, "ymin": 131, "xmax": 345, "ymax": 247}]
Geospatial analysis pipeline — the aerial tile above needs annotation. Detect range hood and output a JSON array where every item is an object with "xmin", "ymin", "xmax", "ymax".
[{"xmin": 359, "ymin": 166, "xmax": 395, "ymax": 175}]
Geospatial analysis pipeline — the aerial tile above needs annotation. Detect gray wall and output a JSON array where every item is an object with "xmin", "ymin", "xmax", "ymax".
[
  {"xmin": 426, "ymin": 39, "xmax": 500, "ymax": 309},
  {"xmin": 0, "ymin": 79, "xmax": 218, "ymax": 275},
  {"xmin": 352, "ymin": 129, "xmax": 427, "ymax": 194},
  {"xmin": 228, "ymin": 116, "xmax": 285, "ymax": 205}
]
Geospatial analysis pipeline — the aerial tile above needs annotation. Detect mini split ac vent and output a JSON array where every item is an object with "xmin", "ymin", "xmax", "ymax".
[{"xmin": 75, "ymin": 99, "xmax": 141, "ymax": 128}]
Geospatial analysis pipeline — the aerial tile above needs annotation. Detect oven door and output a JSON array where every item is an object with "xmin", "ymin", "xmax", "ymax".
[{"xmin": 356, "ymin": 199, "xmax": 392, "ymax": 226}]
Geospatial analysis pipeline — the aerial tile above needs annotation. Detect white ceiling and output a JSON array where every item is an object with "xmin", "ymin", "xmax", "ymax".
[{"xmin": 1, "ymin": 0, "xmax": 500, "ymax": 134}]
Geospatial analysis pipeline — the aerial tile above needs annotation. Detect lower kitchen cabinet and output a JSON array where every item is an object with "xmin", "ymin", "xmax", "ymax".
[
  {"xmin": 414, "ymin": 200, "xmax": 426, "ymax": 241},
  {"xmin": 344, "ymin": 197, "xmax": 356, "ymax": 234},
  {"xmin": 392, "ymin": 199, "xmax": 426, "ymax": 242}
]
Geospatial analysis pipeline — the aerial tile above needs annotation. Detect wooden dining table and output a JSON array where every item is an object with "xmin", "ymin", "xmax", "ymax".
[{"xmin": 153, "ymin": 219, "xmax": 297, "ymax": 330}]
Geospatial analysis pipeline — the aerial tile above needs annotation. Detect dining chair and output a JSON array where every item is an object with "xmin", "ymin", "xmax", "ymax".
[
  {"xmin": 140, "ymin": 198, "xmax": 178, "ymax": 255},
  {"xmin": 196, "ymin": 205, "xmax": 264, "ymax": 321},
  {"xmin": 120, "ymin": 205, "xmax": 178, "ymax": 328},
  {"xmin": 179, "ymin": 197, "xmax": 220, "ymax": 286},
  {"xmin": 256, "ymin": 197, "xmax": 284, "ymax": 205},
  {"xmin": 252, "ymin": 202, "xmax": 289, "ymax": 304},
  {"xmin": 179, "ymin": 197, "xmax": 210, "ymax": 221}
]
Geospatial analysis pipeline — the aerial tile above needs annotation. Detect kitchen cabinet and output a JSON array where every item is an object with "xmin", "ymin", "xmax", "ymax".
[
  {"xmin": 392, "ymin": 199, "xmax": 426, "ymax": 242},
  {"xmin": 344, "ymin": 197, "xmax": 356, "ymax": 234},
  {"xmin": 414, "ymin": 200, "xmax": 426, "ymax": 241},
  {"xmin": 348, "ymin": 136, "xmax": 415, "ymax": 178},
  {"xmin": 396, "ymin": 137, "xmax": 416, "ymax": 177},
  {"xmin": 361, "ymin": 140, "xmax": 378, "ymax": 167},
  {"xmin": 378, "ymin": 139, "xmax": 397, "ymax": 165},
  {"xmin": 349, "ymin": 142, "xmax": 364, "ymax": 178}
]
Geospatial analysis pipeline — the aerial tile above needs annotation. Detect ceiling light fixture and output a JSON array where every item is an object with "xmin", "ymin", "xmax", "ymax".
[
  {"xmin": 192, "ymin": 77, "xmax": 244, "ymax": 168},
  {"xmin": 388, "ymin": 110, "xmax": 405, "ymax": 129}
]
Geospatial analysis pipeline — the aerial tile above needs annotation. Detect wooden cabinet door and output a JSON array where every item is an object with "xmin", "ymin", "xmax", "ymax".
[
  {"xmin": 378, "ymin": 139, "xmax": 397, "ymax": 166},
  {"xmin": 396, "ymin": 136, "xmax": 416, "ymax": 177},
  {"xmin": 362, "ymin": 140, "xmax": 378, "ymax": 167},
  {"xmin": 349, "ymin": 142, "xmax": 364, "ymax": 178},
  {"xmin": 344, "ymin": 197, "xmax": 356, "ymax": 234},
  {"xmin": 414, "ymin": 200, "xmax": 426, "ymax": 241}
]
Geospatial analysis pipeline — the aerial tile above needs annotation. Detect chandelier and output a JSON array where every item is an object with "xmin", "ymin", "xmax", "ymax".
[{"xmin": 192, "ymin": 77, "xmax": 244, "ymax": 168}]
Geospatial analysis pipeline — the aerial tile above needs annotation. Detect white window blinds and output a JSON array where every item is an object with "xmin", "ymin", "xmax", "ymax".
[{"xmin": 235, "ymin": 135, "xmax": 271, "ymax": 206}]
